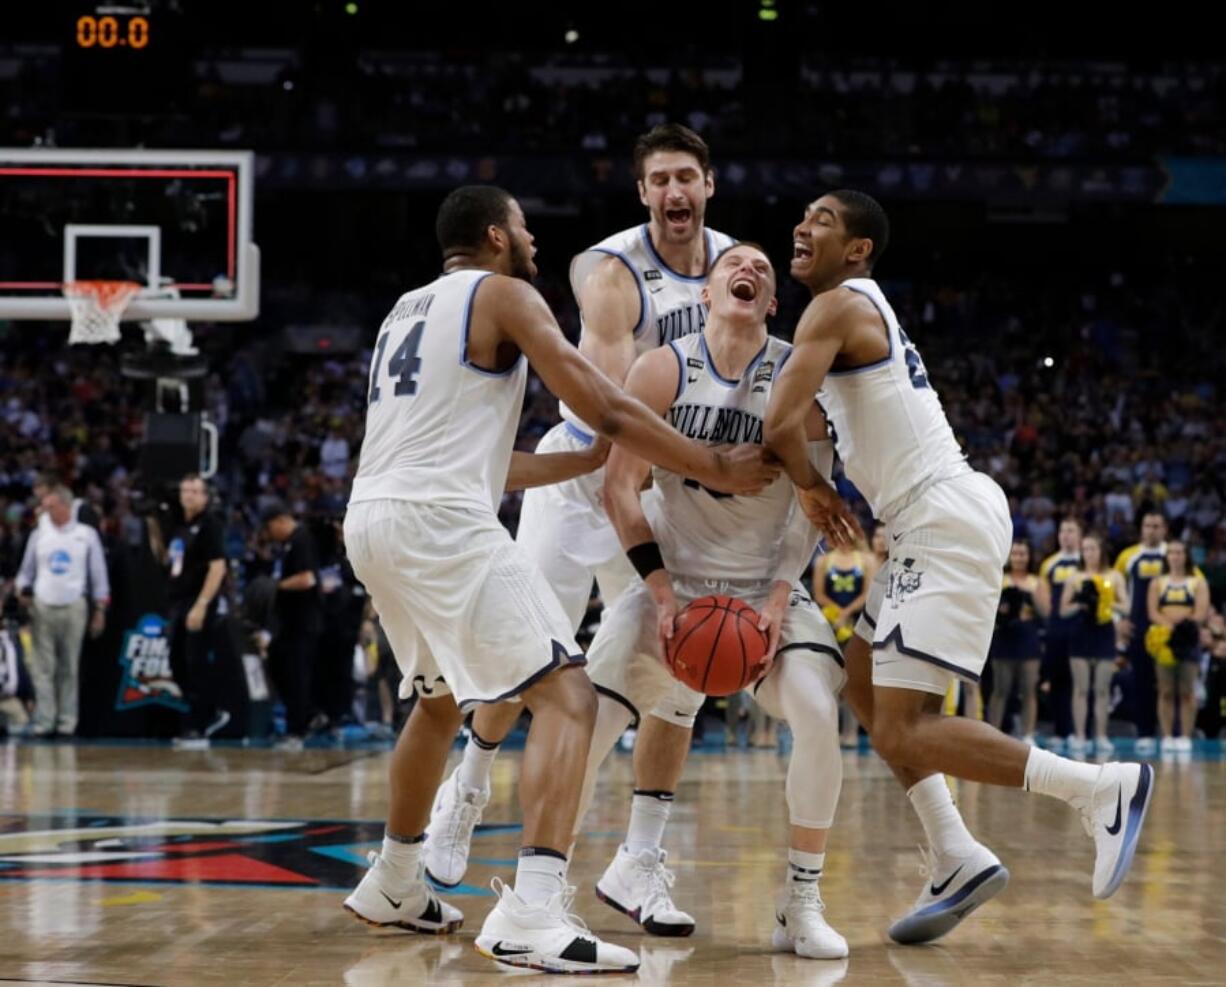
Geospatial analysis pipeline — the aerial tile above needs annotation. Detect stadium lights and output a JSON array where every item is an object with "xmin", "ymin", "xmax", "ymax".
[
  {"xmin": 758, "ymin": 0, "xmax": 778, "ymax": 21},
  {"xmin": 344, "ymin": 2, "xmax": 358, "ymax": 14},
  {"xmin": 564, "ymin": 28, "xmax": 579, "ymax": 43}
]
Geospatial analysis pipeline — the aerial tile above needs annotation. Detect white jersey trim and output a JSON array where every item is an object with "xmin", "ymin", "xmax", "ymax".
[
  {"xmin": 700, "ymin": 334, "xmax": 770, "ymax": 389},
  {"xmin": 587, "ymin": 247, "xmax": 649, "ymax": 337},
  {"xmin": 458, "ymin": 271, "xmax": 523, "ymax": 378},
  {"xmin": 639, "ymin": 225, "xmax": 720, "ymax": 285},
  {"xmin": 667, "ymin": 340, "xmax": 688, "ymax": 402},
  {"xmin": 826, "ymin": 282, "xmax": 895, "ymax": 377}
]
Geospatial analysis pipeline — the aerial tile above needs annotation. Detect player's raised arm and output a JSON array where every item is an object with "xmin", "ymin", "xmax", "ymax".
[
  {"xmin": 486, "ymin": 275, "xmax": 778, "ymax": 495},
  {"xmin": 573, "ymin": 255, "xmax": 642, "ymax": 387}
]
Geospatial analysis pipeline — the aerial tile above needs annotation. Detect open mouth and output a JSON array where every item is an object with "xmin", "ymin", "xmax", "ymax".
[
  {"xmin": 665, "ymin": 208, "xmax": 692, "ymax": 226},
  {"xmin": 730, "ymin": 277, "xmax": 758, "ymax": 301},
  {"xmin": 792, "ymin": 241, "xmax": 814, "ymax": 262}
]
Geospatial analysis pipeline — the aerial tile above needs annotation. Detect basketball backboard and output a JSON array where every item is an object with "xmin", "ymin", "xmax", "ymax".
[{"xmin": 0, "ymin": 148, "xmax": 258, "ymax": 322}]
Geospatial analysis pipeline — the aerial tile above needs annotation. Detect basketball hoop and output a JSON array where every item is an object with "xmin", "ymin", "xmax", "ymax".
[{"xmin": 62, "ymin": 280, "xmax": 143, "ymax": 345}]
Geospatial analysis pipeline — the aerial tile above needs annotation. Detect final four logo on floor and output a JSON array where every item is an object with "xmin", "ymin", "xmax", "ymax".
[{"xmin": 115, "ymin": 612, "xmax": 188, "ymax": 712}]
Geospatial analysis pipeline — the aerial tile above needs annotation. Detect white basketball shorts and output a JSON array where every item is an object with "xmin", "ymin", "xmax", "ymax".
[
  {"xmin": 515, "ymin": 421, "xmax": 637, "ymax": 627},
  {"xmin": 344, "ymin": 499, "xmax": 583, "ymax": 709},
  {"xmin": 588, "ymin": 575, "xmax": 847, "ymax": 728},
  {"xmin": 854, "ymin": 471, "xmax": 1012, "ymax": 695}
]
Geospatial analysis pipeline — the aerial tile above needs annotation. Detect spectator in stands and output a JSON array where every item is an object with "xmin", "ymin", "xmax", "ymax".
[
  {"xmin": 14, "ymin": 485, "xmax": 109, "ymax": 737},
  {"xmin": 1114, "ymin": 512, "xmax": 1171, "ymax": 754},
  {"xmin": 262, "ymin": 501, "xmax": 321, "ymax": 751},
  {"xmin": 153, "ymin": 473, "xmax": 231, "ymax": 749},
  {"xmin": 1036, "ymin": 518, "xmax": 1083, "ymax": 746}
]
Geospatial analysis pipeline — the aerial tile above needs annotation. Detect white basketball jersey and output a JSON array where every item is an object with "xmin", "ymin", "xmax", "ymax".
[
  {"xmin": 561, "ymin": 224, "xmax": 736, "ymax": 433},
  {"xmin": 648, "ymin": 332, "xmax": 834, "ymax": 581},
  {"xmin": 816, "ymin": 278, "xmax": 967, "ymax": 521},
  {"xmin": 349, "ymin": 269, "xmax": 527, "ymax": 513}
]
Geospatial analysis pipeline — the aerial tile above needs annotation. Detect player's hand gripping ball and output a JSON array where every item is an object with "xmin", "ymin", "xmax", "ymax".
[{"xmin": 665, "ymin": 595, "xmax": 770, "ymax": 695}]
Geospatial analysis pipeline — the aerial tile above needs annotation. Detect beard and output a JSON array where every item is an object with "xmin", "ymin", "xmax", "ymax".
[{"xmin": 508, "ymin": 238, "xmax": 535, "ymax": 282}]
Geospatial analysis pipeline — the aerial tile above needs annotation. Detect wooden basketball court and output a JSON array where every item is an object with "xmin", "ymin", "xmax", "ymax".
[{"xmin": 2, "ymin": 740, "xmax": 1223, "ymax": 985}]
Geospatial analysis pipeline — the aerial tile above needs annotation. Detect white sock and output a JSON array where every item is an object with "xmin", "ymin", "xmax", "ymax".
[
  {"xmin": 458, "ymin": 731, "xmax": 499, "ymax": 792},
  {"xmin": 787, "ymin": 848, "xmax": 825, "ymax": 887},
  {"xmin": 514, "ymin": 848, "xmax": 567, "ymax": 907},
  {"xmin": 625, "ymin": 790, "xmax": 673, "ymax": 855},
  {"xmin": 908, "ymin": 774, "xmax": 977, "ymax": 857},
  {"xmin": 1023, "ymin": 747, "xmax": 1100, "ymax": 804},
  {"xmin": 381, "ymin": 833, "xmax": 423, "ymax": 883}
]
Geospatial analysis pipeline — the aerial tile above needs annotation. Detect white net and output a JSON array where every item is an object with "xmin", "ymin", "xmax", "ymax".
[{"xmin": 63, "ymin": 280, "xmax": 143, "ymax": 345}]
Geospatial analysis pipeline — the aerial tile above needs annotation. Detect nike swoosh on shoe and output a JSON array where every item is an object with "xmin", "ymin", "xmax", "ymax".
[{"xmin": 929, "ymin": 864, "xmax": 963, "ymax": 897}]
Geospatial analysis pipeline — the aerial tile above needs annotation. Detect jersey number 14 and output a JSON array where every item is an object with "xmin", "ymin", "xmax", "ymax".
[{"xmin": 368, "ymin": 319, "xmax": 425, "ymax": 403}]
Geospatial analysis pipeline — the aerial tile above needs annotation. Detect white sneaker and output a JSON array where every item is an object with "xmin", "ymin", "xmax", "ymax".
[
  {"xmin": 422, "ymin": 767, "xmax": 489, "ymax": 888},
  {"xmin": 1094, "ymin": 736, "xmax": 1114, "ymax": 756},
  {"xmin": 772, "ymin": 881, "xmax": 848, "ymax": 959},
  {"xmin": 343, "ymin": 851, "xmax": 463, "ymax": 934},
  {"xmin": 1134, "ymin": 737, "xmax": 1157, "ymax": 756},
  {"xmin": 887, "ymin": 842, "xmax": 1009, "ymax": 945},
  {"xmin": 1067, "ymin": 735, "xmax": 1087, "ymax": 756},
  {"xmin": 1174, "ymin": 736, "xmax": 1194, "ymax": 753},
  {"xmin": 595, "ymin": 845, "xmax": 695, "ymax": 937},
  {"xmin": 475, "ymin": 878, "xmax": 639, "ymax": 974},
  {"xmin": 1073, "ymin": 761, "xmax": 1155, "ymax": 899}
]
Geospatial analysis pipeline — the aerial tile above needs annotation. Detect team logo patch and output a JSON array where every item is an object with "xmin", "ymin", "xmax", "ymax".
[
  {"xmin": 0, "ymin": 814, "xmax": 520, "ymax": 893},
  {"xmin": 644, "ymin": 269, "xmax": 663, "ymax": 281},
  {"xmin": 886, "ymin": 558, "xmax": 924, "ymax": 608},
  {"xmin": 753, "ymin": 360, "xmax": 776, "ymax": 384},
  {"xmin": 115, "ymin": 613, "xmax": 188, "ymax": 713}
]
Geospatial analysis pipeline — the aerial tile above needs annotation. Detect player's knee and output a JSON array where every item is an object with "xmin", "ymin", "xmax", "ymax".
[
  {"xmin": 414, "ymin": 694, "xmax": 464, "ymax": 734},
  {"xmin": 869, "ymin": 717, "xmax": 914, "ymax": 764},
  {"xmin": 532, "ymin": 665, "xmax": 598, "ymax": 728}
]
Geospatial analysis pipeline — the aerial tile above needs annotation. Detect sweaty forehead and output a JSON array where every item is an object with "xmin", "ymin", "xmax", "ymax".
[{"xmin": 719, "ymin": 246, "xmax": 771, "ymax": 270}]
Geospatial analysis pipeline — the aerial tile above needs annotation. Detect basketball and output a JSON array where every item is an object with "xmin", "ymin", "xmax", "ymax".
[{"xmin": 665, "ymin": 595, "xmax": 770, "ymax": 696}]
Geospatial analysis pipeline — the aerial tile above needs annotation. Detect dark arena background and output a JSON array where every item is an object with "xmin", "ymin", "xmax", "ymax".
[{"xmin": 1, "ymin": 3, "xmax": 1224, "ymax": 985}]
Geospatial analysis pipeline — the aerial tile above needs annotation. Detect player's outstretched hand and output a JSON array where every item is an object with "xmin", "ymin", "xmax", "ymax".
[
  {"xmin": 704, "ymin": 443, "xmax": 781, "ymax": 495},
  {"xmin": 795, "ymin": 481, "xmax": 863, "ymax": 551}
]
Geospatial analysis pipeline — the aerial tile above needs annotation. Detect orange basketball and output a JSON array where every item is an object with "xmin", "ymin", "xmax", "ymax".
[{"xmin": 665, "ymin": 595, "xmax": 770, "ymax": 696}]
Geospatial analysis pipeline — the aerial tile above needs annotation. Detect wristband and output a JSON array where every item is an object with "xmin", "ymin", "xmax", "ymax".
[{"xmin": 627, "ymin": 541, "xmax": 666, "ymax": 580}]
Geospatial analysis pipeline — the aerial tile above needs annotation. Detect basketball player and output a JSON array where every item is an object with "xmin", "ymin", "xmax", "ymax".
[
  {"xmin": 574, "ymin": 242, "xmax": 849, "ymax": 959},
  {"xmin": 340, "ymin": 185, "xmax": 774, "ymax": 975},
  {"xmin": 426, "ymin": 125, "xmax": 737, "ymax": 932},
  {"xmin": 764, "ymin": 190, "xmax": 1154, "ymax": 942}
]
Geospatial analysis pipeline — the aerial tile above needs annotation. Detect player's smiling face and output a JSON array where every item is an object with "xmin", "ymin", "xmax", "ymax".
[
  {"xmin": 703, "ymin": 245, "xmax": 777, "ymax": 322},
  {"xmin": 638, "ymin": 151, "xmax": 713, "ymax": 245},
  {"xmin": 790, "ymin": 196, "xmax": 848, "ymax": 286}
]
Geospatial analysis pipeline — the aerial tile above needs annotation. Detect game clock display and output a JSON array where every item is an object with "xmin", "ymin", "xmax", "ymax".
[{"xmin": 76, "ymin": 14, "xmax": 150, "ymax": 49}]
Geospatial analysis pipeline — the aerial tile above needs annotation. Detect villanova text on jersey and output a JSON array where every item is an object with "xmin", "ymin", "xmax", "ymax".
[
  {"xmin": 668, "ymin": 402, "xmax": 763, "ymax": 445},
  {"xmin": 656, "ymin": 300, "xmax": 708, "ymax": 345}
]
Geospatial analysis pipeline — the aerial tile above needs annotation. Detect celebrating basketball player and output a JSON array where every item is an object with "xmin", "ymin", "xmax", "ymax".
[
  {"xmin": 426, "ymin": 125, "xmax": 739, "ymax": 933},
  {"xmin": 764, "ymin": 189, "xmax": 1154, "ymax": 941},
  {"xmin": 341, "ymin": 185, "xmax": 775, "ymax": 975},
  {"xmin": 574, "ymin": 242, "xmax": 850, "ymax": 959}
]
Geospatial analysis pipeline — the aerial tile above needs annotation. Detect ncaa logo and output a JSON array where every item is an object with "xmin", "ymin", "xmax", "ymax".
[
  {"xmin": 48, "ymin": 549, "xmax": 71, "ymax": 575},
  {"xmin": 115, "ymin": 612, "xmax": 187, "ymax": 712}
]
